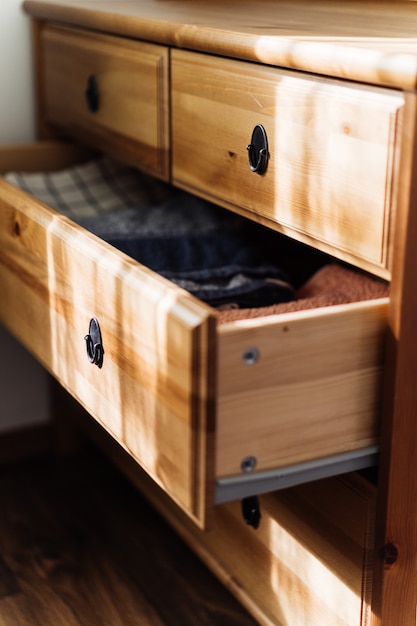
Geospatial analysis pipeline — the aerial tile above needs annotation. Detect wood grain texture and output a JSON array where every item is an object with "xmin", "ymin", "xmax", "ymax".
[
  {"xmin": 217, "ymin": 299, "xmax": 388, "ymax": 476},
  {"xmin": 99, "ymin": 418, "xmax": 376, "ymax": 626},
  {"xmin": 23, "ymin": 1, "xmax": 417, "ymax": 90},
  {"xmin": 41, "ymin": 24, "xmax": 170, "ymax": 179},
  {"xmin": 171, "ymin": 50, "xmax": 403, "ymax": 278},
  {"xmin": 0, "ymin": 446, "xmax": 257, "ymax": 626},
  {"xmin": 0, "ymin": 141, "xmax": 94, "ymax": 174},
  {"xmin": 0, "ymin": 143, "xmax": 216, "ymax": 528},
  {"xmin": 370, "ymin": 93, "xmax": 417, "ymax": 626},
  {"xmin": 12, "ymin": 3, "xmax": 417, "ymax": 625}
]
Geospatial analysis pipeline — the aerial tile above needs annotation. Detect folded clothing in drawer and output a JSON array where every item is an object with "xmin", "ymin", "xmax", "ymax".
[
  {"xmin": 218, "ymin": 262, "xmax": 389, "ymax": 323},
  {"xmin": 5, "ymin": 156, "xmax": 388, "ymax": 316},
  {"xmin": 5, "ymin": 157, "xmax": 294, "ymax": 309}
]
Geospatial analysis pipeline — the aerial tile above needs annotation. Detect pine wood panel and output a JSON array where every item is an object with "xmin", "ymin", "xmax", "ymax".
[
  {"xmin": 217, "ymin": 299, "xmax": 388, "ymax": 476},
  {"xmin": 0, "ymin": 144, "xmax": 216, "ymax": 528},
  {"xmin": 172, "ymin": 50, "xmax": 403, "ymax": 278},
  {"xmin": 370, "ymin": 93, "xmax": 417, "ymax": 626},
  {"xmin": 41, "ymin": 25, "xmax": 170, "ymax": 179},
  {"xmin": 23, "ymin": 1, "xmax": 417, "ymax": 89},
  {"xmin": 106, "ymin": 423, "xmax": 376, "ymax": 626},
  {"xmin": 0, "ymin": 142, "xmax": 93, "ymax": 173},
  {"xmin": 179, "ymin": 476, "xmax": 376, "ymax": 626}
]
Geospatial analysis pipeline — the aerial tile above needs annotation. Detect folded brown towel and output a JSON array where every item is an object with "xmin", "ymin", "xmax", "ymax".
[{"xmin": 217, "ymin": 263, "xmax": 389, "ymax": 324}]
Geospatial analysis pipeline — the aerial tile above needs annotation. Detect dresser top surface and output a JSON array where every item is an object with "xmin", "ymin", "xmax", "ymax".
[{"xmin": 24, "ymin": 0, "xmax": 417, "ymax": 89}]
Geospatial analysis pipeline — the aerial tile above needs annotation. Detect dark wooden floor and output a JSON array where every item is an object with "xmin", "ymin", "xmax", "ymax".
[{"xmin": 0, "ymin": 446, "xmax": 258, "ymax": 626}]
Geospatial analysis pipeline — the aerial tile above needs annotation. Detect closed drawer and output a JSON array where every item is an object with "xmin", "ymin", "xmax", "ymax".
[
  {"xmin": 0, "ymin": 142, "xmax": 387, "ymax": 528},
  {"xmin": 41, "ymin": 25, "xmax": 170, "ymax": 179},
  {"xmin": 172, "ymin": 49, "xmax": 403, "ymax": 279},
  {"xmin": 126, "ymin": 459, "xmax": 376, "ymax": 626}
]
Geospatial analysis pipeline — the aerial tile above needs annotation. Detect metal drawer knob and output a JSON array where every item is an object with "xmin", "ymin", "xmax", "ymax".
[
  {"xmin": 84, "ymin": 317, "xmax": 104, "ymax": 368},
  {"xmin": 85, "ymin": 74, "xmax": 100, "ymax": 113},
  {"xmin": 241, "ymin": 495, "xmax": 261, "ymax": 529},
  {"xmin": 247, "ymin": 124, "xmax": 269, "ymax": 175}
]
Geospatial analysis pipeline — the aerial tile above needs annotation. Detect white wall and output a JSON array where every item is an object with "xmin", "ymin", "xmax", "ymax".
[
  {"xmin": 0, "ymin": 0, "xmax": 50, "ymax": 431},
  {"xmin": 0, "ymin": 0, "xmax": 36, "ymax": 142}
]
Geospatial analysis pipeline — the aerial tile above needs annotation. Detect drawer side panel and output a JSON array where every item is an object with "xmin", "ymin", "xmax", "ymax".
[{"xmin": 216, "ymin": 300, "xmax": 387, "ymax": 477}]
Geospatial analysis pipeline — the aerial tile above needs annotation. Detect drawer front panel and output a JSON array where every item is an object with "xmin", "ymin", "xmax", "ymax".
[
  {"xmin": 136, "ymin": 465, "xmax": 376, "ymax": 626},
  {"xmin": 0, "ymin": 147, "xmax": 215, "ymax": 528},
  {"xmin": 41, "ymin": 25, "xmax": 170, "ymax": 179},
  {"xmin": 172, "ymin": 50, "xmax": 403, "ymax": 277}
]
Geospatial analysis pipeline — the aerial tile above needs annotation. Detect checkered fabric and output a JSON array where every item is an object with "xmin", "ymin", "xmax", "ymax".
[{"xmin": 5, "ymin": 157, "xmax": 172, "ymax": 220}]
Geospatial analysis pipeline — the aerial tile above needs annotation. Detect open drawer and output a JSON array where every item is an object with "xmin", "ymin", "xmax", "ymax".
[{"xmin": 0, "ymin": 142, "xmax": 387, "ymax": 528}]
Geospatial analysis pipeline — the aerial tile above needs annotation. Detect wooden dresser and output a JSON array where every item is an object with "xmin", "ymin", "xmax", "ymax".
[{"xmin": 1, "ymin": 1, "xmax": 417, "ymax": 624}]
